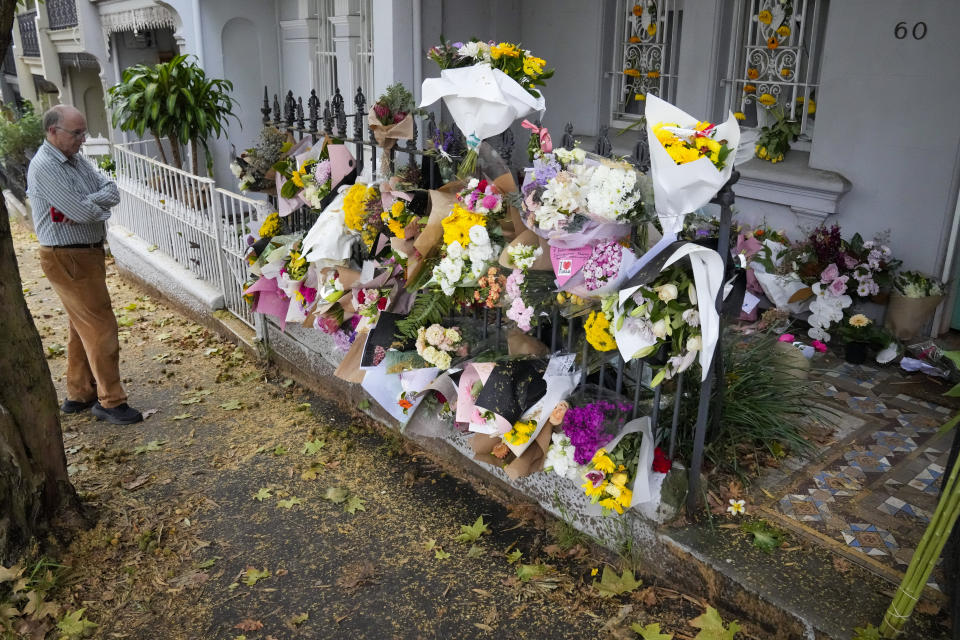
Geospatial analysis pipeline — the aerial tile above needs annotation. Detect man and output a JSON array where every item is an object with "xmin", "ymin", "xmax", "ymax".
[{"xmin": 27, "ymin": 105, "xmax": 142, "ymax": 425}]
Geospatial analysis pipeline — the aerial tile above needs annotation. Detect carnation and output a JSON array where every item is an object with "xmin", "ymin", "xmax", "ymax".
[{"xmin": 425, "ymin": 324, "xmax": 446, "ymax": 346}]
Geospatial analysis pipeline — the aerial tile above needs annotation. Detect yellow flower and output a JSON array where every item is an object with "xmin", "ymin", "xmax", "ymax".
[
  {"xmin": 757, "ymin": 10, "xmax": 772, "ymax": 24},
  {"xmin": 616, "ymin": 487, "xmax": 633, "ymax": 508},
  {"xmin": 747, "ymin": 68, "xmax": 759, "ymax": 80},
  {"xmin": 646, "ymin": 23, "xmax": 657, "ymax": 37},
  {"xmin": 727, "ymin": 499, "xmax": 746, "ymax": 515},
  {"xmin": 849, "ymin": 313, "xmax": 871, "ymax": 328},
  {"xmin": 585, "ymin": 311, "xmax": 617, "ymax": 352},
  {"xmin": 756, "ymin": 145, "xmax": 768, "ymax": 159},
  {"xmin": 610, "ymin": 472, "xmax": 629, "ymax": 488},
  {"xmin": 634, "ymin": 93, "xmax": 646, "ymax": 101},
  {"xmin": 523, "ymin": 55, "xmax": 546, "ymax": 77},
  {"xmin": 766, "ymin": 36, "xmax": 779, "ymax": 49},
  {"xmin": 591, "ymin": 568, "xmax": 599, "ymax": 576},
  {"xmin": 744, "ymin": 84, "xmax": 757, "ymax": 94},
  {"xmin": 646, "ymin": 70, "xmax": 660, "ymax": 79},
  {"xmin": 808, "ymin": 99, "xmax": 816, "ymax": 115},
  {"xmin": 581, "ymin": 481, "xmax": 605, "ymax": 498},
  {"xmin": 758, "ymin": 93, "xmax": 777, "ymax": 106},
  {"xmin": 343, "ymin": 183, "xmax": 374, "ymax": 232},
  {"xmin": 777, "ymin": 25, "xmax": 791, "ymax": 38},
  {"xmin": 599, "ymin": 498, "xmax": 624, "ymax": 514},
  {"xmin": 632, "ymin": 5, "xmax": 642, "ymax": 16},
  {"xmin": 491, "ymin": 42, "xmax": 520, "ymax": 59},
  {"xmin": 780, "ymin": 67, "xmax": 792, "ymax": 78},
  {"xmin": 734, "ymin": 111, "xmax": 746, "ymax": 121},
  {"xmin": 258, "ymin": 212, "xmax": 280, "ymax": 238},
  {"xmin": 624, "ymin": 68, "xmax": 641, "ymax": 77},
  {"xmin": 441, "ymin": 204, "xmax": 486, "ymax": 246},
  {"xmin": 652, "ymin": 121, "xmax": 679, "ymax": 146},
  {"xmin": 592, "ymin": 450, "xmax": 616, "ymax": 473},
  {"xmin": 628, "ymin": 36, "xmax": 641, "ymax": 43}
]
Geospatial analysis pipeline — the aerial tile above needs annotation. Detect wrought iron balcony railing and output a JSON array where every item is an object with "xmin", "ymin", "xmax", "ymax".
[
  {"xmin": 17, "ymin": 12, "xmax": 39, "ymax": 57},
  {"xmin": 46, "ymin": 0, "xmax": 78, "ymax": 30}
]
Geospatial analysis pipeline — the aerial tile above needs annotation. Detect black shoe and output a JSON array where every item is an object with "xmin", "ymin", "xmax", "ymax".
[
  {"xmin": 91, "ymin": 402, "xmax": 143, "ymax": 425},
  {"xmin": 61, "ymin": 398, "xmax": 96, "ymax": 413}
]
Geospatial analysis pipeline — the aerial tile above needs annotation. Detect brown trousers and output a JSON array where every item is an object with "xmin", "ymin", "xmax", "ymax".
[{"xmin": 38, "ymin": 246, "xmax": 126, "ymax": 408}]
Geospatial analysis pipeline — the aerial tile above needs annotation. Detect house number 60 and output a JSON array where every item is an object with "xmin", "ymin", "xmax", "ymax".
[{"xmin": 895, "ymin": 21, "xmax": 927, "ymax": 40}]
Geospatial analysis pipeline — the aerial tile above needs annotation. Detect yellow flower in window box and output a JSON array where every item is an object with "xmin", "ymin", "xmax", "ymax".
[
  {"xmin": 780, "ymin": 68, "xmax": 792, "ymax": 78},
  {"xmin": 757, "ymin": 10, "xmax": 772, "ymax": 24},
  {"xmin": 743, "ymin": 84, "xmax": 757, "ymax": 94},
  {"xmin": 766, "ymin": 36, "xmax": 779, "ymax": 49},
  {"xmin": 634, "ymin": 93, "xmax": 646, "ymax": 102},
  {"xmin": 777, "ymin": 25, "xmax": 791, "ymax": 38},
  {"xmin": 624, "ymin": 68, "xmax": 641, "ymax": 77},
  {"xmin": 747, "ymin": 67, "xmax": 759, "ymax": 80},
  {"xmin": 758, "ymin": 93, "xmax": 777, "ymax": 107},
  {"xmin": 646, "ymin": 22, "xmax": 657, "ymax": 37},
  {"xmin": 629, "ymin": 35, "xmax": 641, "ymax": 43},
  {"xmin": 646, "ymin": 70, "xmax": 660, "ymax": 79},
  {"xmin": 734, "ymin": 112, "xmax": 746, "ymax": 121}
]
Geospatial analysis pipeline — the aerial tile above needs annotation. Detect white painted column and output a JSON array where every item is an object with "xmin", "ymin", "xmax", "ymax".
[
  {"xmin": 330, "ymin": 0, "xmax": 362, "ymax": 96},
  {"xmin": 673, "ymin": 0, "xmax": 723, "ymax": 119},
  {"xmin": 371, "ymin": 0, "xmax": 414, "ymax": 101}
]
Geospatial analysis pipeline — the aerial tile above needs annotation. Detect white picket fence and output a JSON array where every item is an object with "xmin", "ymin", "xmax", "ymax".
[{"xmin": 110, "ymin": 141, "xmax": 269, "ymax": 329}]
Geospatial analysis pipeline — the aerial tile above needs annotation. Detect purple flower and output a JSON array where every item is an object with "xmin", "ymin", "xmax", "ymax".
[
  {"xmin": 452, "ymin": 42, "xmax": 464, "ymax": 49},
  {"xmin": 522, "ymin": 155, "xmax": 561, "ymax": 193},
  {"xmin": 562, "ymin": 401, "xmax": 629, "ymax": 464},
  {"xmin": 314, "ymin": 159, "xmax": 331, "ymax": 185},
  {"xmin": 585, "ymin": 470, "xmax": 605, "ymax": 488},
  {"xmin": 333, "ymin": 329, "xmax": 355, "ymax": 353}
]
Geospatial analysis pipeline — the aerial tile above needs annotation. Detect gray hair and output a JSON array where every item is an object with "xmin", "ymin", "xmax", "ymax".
[{"xmin": 42, "ymin": 105, "xmax": 69, "ymax": 131}]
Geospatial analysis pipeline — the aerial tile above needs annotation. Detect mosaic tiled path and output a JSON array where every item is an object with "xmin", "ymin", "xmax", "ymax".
[{"xmin": 752, "ymin": 360, "xmax": 956, "ymax": 599}]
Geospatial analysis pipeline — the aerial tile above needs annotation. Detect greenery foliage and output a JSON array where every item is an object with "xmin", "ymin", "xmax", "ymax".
[
  {"xmin": 107, "ymin": 55, "xmax": 237, "ymax": 174},
  {"xmin": 0, "ymin": 102, "xmax": 43, "ymax": 165},
  {"xmin": 668, "ymin": 331, "xmax": 820, "ymax": 477}
]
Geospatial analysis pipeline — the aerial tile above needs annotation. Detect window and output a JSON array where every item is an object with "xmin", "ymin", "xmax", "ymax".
[
  {"xmin": 611, "ymin": 0, "xmax": 683, "ymax": 126},
  {"xmin": 353, "ymin": 0, "xmax": 374, "ymax": 105},
  {"xmin": 316, "ymin": 0, "xmax": 338, "ymax": 99},
  {"xmin": 722, "ymin": 0, "xmax": 827, "ymax": 140}
]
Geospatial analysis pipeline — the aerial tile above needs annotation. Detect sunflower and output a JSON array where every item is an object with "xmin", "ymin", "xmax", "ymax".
[
  {"xmin": 766, "ymin": 36, "xmax": 779, "ymax": 49},
  {"xmin": 758, "ymin": 93, "xmax": 777, "ymax": 106}
]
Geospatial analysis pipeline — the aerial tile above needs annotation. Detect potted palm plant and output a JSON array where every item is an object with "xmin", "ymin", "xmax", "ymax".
[{"xmin": 107, "ymin": 55, "xmax": 237, "ymax": 176}]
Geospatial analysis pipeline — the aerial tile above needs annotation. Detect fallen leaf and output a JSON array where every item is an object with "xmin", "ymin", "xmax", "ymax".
[
  {"xmin": 324, "ymin": 487, "xmax": 349, "ymax": 504},
  {"xmin": 253, "ymin": 488, "xmax": 273, "ymax": 501},
  {"xmin": 277, "ymin": 497, "xmax": 303, "ymax": 509},
  {"xmin": 220, "ymin": 400, "xmax": 243, "ymax": 411},
  {"xmin": 288, "ymin": 612, "xmax": 308, "ymax": 626},
  {"xmin": 434, "ymin": 549, "xmax": 451, "ymax": 560},
  {"xmin": 335, "ymin": 561, "xmax": 377, "ymax": 590},
  {"xmin": 301, "ymin": 463, "xmax": 325, "ymax": 480},
  {"xmin": 594, "ymin": 566, "xmax": 642, "ymax": 598},
  {"xmin": 467, "ymin": 545, "xmax": 485, "ymax": 558},
  {"xmin": 56, "ymin": 609, "xmax": 97, "ymax": 637},
  {"xmin": 133, "ymin": 440, "xmax": 166, "ymax": 455},
  {"xmin": 505, "ymin": 549, "xmax": 522, "ymax": 564},
  {"xmin": 473, "ymin": 623, "xmax": 494, "ymax": 632},
  {"xmin": 631, "ymin": 621, "xmax": 673, "ymax": 640},
  {"xmin": 24, "ymin": 591, "xmax": 59, "ymax": 620},
  {"xmin": 689, "ymin": 606, "xmax": 741, "ymax": 640},
  {"xmin": 172, "ymin": 413, "xmax": 193, "ymax": 420},
  {"xmin": 344, "ymin": 495, "xmax": 366, "ymax": 514},
  {"xmin": 243, "ymin": 567, "xmax": 270, "ymax": 586},
  {"xmin": 234, "ymin": 619, "xmax": 263, "ymax": 631},
  {"xmin": 455, "ymin": 516, "xmax": 491, "ymax": 544},
  {"xmin": 123, "ymin": 473, "xmax": 151, "ymax": 491},
  {"xmin": 302, "ymin": 439, "xmax": 326, "ymax": 455}
]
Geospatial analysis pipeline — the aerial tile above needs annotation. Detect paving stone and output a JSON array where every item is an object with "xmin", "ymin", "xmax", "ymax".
[{"xmin": 841, "ymin": 523, "xmax": 898, "ymax": 556}]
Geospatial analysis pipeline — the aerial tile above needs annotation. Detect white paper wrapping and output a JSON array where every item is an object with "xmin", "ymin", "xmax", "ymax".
[
  {"xmin": 615, "ymin": 243, "xmax": 724, "ymax": 382},
  {"xmin": 300, "ymin": 186, "xmax": 358, "ymax": 268},
  {"xmin": 502, "ymin": 364, "xmax": 580, "ymax": 458},
  {"xmin": 645, "ymin": 95, "xmax": 740, "ymax": 235},
  {"xmin": 420, "ymin": 64, "xmax": 545, "ymax": 144}
]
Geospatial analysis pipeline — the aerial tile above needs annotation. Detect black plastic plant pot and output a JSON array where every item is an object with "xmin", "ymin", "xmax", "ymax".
[{"xmin": 844, "ymin": 341, "xmax": 868, "ymax": 365}]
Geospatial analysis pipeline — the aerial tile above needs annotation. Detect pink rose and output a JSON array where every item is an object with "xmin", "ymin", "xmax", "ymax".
[
  {"xmin": 812, "ymin": 340, "xmax": 828, "ymax": 353},
  {"xmin": 778, "ymin": 333, "xmax": 795, "ymax": 342},
  {"xmin": 482, "ymin": 194, "xmax": 499, "ymax": 210},
  {"xmin": 828, "ymin": 275, "xmax": 849, "ymax": 296},
  {"xmin": 820, "ymin": 263, "xmax": 839, "ymax": 284}
]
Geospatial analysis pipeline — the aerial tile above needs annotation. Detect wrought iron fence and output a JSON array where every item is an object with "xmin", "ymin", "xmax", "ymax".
[
  {"xmin": 253, "ymin": 85, "xmax": 732, "ymax": 514},
  {"xmin": 17, "ymin": 12, "xmax": 39, "ymax": 57},
  {"xmin": 46, "ymin": 0, "xmax": 78, "ymax": 30}
]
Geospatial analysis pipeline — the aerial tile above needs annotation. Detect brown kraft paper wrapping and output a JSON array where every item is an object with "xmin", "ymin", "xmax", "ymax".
[
  {"xmin": 499, "ymin": 228, "xmax": 553, "ymax": 271},
  {"xmin": 470, "ymin": 424, "xmax": 555, "ymax": 479},
  {"xmin": 334, "ymin": 329, "xmax": 369, "ymax": 383},
  {"xmin": 368, "ymin": 111, "xmax": 414, "ymax": 149},
  {"xmin": 885, "ymin": 294, "xmax": 943, "ymax": 340},
  {"xmin": 406, "ymin": 181, "xmax": 465, "ymax": 285},
  {"xmin": 507, "ymin": 329, "xmax": 550, "ymax": 357}
]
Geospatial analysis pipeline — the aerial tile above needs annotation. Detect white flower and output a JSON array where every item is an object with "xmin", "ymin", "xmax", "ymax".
[
  {"xmin": 425, "ymin": 324, "xmax": 445, "ymax": 346},
  {"xmin": 652, "ymin": 318, "xmax": 668, "ymax": 339},
  {"xmin": 446, "ymin": 241, "xmax": 464, "ymax": 260},
  {"xmin": 688, "ymin": 283, "xmax": 698, "ymax": 305},
  {"xmin": 582, "ymin": 164, "xmax": 640, "ymax": 222},
  {"xmin": 621, "ymin": 316, "xmax": 654, "ymax": 343},
  {"xmin": 857, "ymin": 283, "xmax": 870, "ymax": 297},
  {"xmin": 533, "ymin": 204, "xmax": 567, "ymax": 231},
  {"xmin": 468, "ymin": 224, "xmax": 490, "ymax": 246},
  {"xmin": 466, "ymin": 177, "xmax": 480, "ymax": 190},
  {"xmin": 655, "ymin": 284, "xmax": 678, "ymax": 302},
  {"xmin": 458, "ymin": 41, "xmax": 482, "ymax": 58},
  {"xmin": 445, "ymin": 328, "xmax": 461, "ymax": 344},
  {"xmin": 555, "ymin": 147, "xmax": 585, "ymax": 165},
  {"xmin": 545, "ymin": 433, "xmax": 580, "ymax": 480},
  {"xmin": 230, "ymin": 162, "xmax": 243, "ymax": 178},
  {"xmin": 686, "ymin": 335, "xmax": 702, "ymax": 352},
  {"xmin": 433, "ymin": 351, "xmax": 452, "ymax": 370},
  {"xmin": 682, "ymin": 308, "xmax": 700, "ymax": 327}
]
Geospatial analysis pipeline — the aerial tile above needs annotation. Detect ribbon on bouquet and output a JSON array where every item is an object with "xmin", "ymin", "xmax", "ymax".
[{"xmin": 520, "ymin": 119, "xmax": 553, "ymax": 154}]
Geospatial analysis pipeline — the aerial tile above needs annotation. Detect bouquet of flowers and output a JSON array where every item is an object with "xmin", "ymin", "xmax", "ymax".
[
  {"xmin": 415, "ymin": 324, "xmax": 464, "ymax": 370},
  {"xmin": 342, "ymin": 182, "xmax": 383, "ymax": 250},
  {"xmin": 273, "ymin": 138, "xmax": 357, "ymax": 216},
  {"xmin": 581, "ymin": 447, "xmax": 635, "ymax": 515},
  {"xmin": 353, "ymin": 287, "xmax": 391, "ymax": 321},
  {"xmin": 231, "ymin": 126, "xmax": 288, "ymax": 192},
  {"xmin": 561, "ymin": 397, "xmax": 632, "ymax": 465},
  {"xmin": 645, "ymin": 94, "xmax": 740, "ymax": 236},
  {"xmin": 430, "ymin": 203, "xmax": 501, "ymax": 296},
  {"xmin": 369, "ymin": 83, "xmax": 417, "ymax": 173},
  {"xmin": 608, "ymin": 264, "xmax": 702, "ymax": 386},
  {"xmin": 421, "ymin": 38, "xmax": 552, "ymax": 177},
  {"xmin": 380, "ymin": 197, "xmax": 418, "ymax": 240},
  {"xmin": 457, "ymin": 178, "xmax": 504, "ymax": 217},
  {"xmin": 887, "ymin": 270, "xmax": 947, "ymax": 340}
]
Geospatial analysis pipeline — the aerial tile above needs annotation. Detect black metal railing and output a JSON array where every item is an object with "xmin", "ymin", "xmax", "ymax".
[
  {"xmin": 17, "ymin": 12, "xmax": 39, "ymax": 57},
  {"xmin": 3, "ymin": 46, "xmax": 15, "ymax": 75},
  {"xmin": 46, "ymin": 0, "xmax": 78, "ymax": 30},
  {"xmin": 257, "ymin": 85, "xmax": 728, "ymax": 516}
]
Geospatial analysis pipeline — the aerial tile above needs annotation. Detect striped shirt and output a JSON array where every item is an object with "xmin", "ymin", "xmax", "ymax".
[{"xmin": 27, "ymin": 140, "xmax": 120, "ymax": 246}]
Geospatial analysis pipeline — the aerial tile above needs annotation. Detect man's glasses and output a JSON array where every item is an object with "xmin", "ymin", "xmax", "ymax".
[{"xmin": 55, "ymin": 126, "xmax": 87, "ymax": 139}]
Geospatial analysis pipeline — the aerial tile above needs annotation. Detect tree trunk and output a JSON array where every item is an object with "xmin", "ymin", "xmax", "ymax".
[
  {"xmin": 0, "ymin": 196, "xmax": 82, "ymax": 564},
  {"xmin": 190, "ymin": 138, "xmax": 199, "ymax": 176},
  {"xmin": 151, "ymin": 130, "xmax": 170, "ymax": 166},
  {"xmin": 167, "ymin": 135, "xmax": 183, "ymax": 170},
  {"xmin": 0, "ymin": 0, "xmax": 83, "ymax": 564}
]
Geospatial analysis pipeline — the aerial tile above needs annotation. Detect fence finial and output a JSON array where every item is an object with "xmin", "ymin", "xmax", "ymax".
[
  {"xmin": 272, "ymin": 94, "xmax": 281, "ymax": 126},
  {"xmin": 561, "ymin": 123, "xmax": 575, "ymax": 150},
  {"xmin": 323, "ymin": 100, "xmax": 333, "ymax": 135},
  {"xmin": 595, "ymin": 125, "xmax": 612, "ymax": 158},
  {"xmin": 261, "ymin": 86, "xmax": 271, "ymax": 125},
  {"xmin": 354, "ymin": 87, "xmax": 366, "ymax": 139},
  {"xmin": 308, "ymin": 89, "xmax": 320, "ymax": 134}
]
